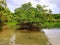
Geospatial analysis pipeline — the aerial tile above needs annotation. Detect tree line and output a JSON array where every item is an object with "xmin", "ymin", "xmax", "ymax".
[{"xmin": 0, "ymin": 1, "xmax": 60, "ymax": 30}]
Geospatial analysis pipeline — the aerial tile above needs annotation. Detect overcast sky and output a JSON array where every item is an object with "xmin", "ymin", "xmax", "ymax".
[{"xmin": 6, "ymin": 0, "xmax": 60, "ymax": 14}]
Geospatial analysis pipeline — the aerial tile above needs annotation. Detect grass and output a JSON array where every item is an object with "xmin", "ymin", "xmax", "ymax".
[{"xmin": 15, "ymin": 30, "xmax": 48, "ymax": 45}]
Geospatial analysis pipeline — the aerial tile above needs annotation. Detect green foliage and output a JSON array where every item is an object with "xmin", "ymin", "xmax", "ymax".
[
  {"xmin": 14, "ymin": 2, "xmax": 51, "ymax": 29},
  {"xmin": 0, "ymin": 2, "xmax": 60, "ymax": 30},
  {"xmin": 54, "ymin": 22, "xmax": 60, "ymax": 28},
  {"xmin": 14, "ymin": 2, "xmax": 60, "ymax": 29},
  {"xmin": 7, "ymin": 21, "xmax": 18, "ymax": 30},
  {"xmin": 53, "ymin": 14, "xmax": 60, "ymax": 19},
  {"xmin": 0, "ymin": 5, "xmax": 4, "ymax": 30},
  {"xmin": 0, "ymin": 4, "xmax": 15, "ymax": 30}
]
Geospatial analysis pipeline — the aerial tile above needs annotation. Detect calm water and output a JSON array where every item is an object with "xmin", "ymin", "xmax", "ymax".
[
  {"xmin": 0, "ymin": 29, "xmax": 60, "ymax": 45},
  {"xmin": 43, "ymin": 28, "xmax": 60, "ymax": 45}
]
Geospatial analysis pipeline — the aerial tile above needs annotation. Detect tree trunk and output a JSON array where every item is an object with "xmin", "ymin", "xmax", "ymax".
[{"xmin": 0, "ymin": 19, "xmax": 2, "ymax": 30}]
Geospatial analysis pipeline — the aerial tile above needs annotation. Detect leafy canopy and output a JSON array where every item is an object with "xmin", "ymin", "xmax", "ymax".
[{"xmin": 14, "ymin": 2, "xmax": 51, "ymax": 23}]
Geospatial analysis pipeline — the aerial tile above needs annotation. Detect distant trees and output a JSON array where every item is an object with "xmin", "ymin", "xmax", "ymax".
[{"xmin": 0, "ymin": 2, "xmax": 60, "ymax": 31}]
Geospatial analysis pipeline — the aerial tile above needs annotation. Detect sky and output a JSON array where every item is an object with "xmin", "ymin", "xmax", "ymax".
[{"xmin": 6, "ymin": 0, "xmax": 60, "ymax": 14}]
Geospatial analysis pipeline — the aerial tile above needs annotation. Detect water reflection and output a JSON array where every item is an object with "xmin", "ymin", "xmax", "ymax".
[{"xmin": 43, "ymin": 28, "xmax": 60, "ymax": 45}]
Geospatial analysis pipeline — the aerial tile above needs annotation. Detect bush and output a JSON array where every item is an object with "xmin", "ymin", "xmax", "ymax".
[
  {"xmin": 7, "ymin": 21, "xmax": 18, "ymax": 30},
  {"xmin": 54, "ymin": 22, "xmax": 60, "ymax": 28}
]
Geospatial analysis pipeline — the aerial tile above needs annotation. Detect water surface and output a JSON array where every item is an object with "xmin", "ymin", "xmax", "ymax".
[{"xmin": 43, "ymin": 28, "xmax": 60, "ymax": 45}]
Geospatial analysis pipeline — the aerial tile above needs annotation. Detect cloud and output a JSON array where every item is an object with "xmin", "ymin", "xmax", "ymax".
[
  {"xmin": 46, "ymin": 0, "xmax": 60, "ymax": 14},
  {"xmin": 6, "ymin": 0, "xmax": 38, "ymax": 12},
  {"xmin": 33, "ymin": 0, "xmax": 60, "ymax": 14},
  {"xmin": 34, "ymin": 0, "xmax": 60, "ymax": 14},
  {"xmin": 6, "ymin": 0, "xmax": 60, "ymax": 14}
]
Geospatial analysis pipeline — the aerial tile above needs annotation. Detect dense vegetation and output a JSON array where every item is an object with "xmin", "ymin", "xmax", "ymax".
[
  {"xmin": 0, "ymin": 2, "xmax": 60, "ymax": 31},
  {"xmin": 0, "ymin": 0, "xmax": 13, "ymax": 30},
  {"xmin": 14, "ymin": 2, "xmax": 60, "ymax": 29}
]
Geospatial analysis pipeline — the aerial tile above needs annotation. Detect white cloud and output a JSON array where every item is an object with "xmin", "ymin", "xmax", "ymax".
[
  {"xmin": 34, "ymin": 0, "xmax": 60, "ymax": 14},
  {"xmin": 6, "ymin": 0, "xmax": 60, "ymax": 14},
  {"xmin": 6, "ymin": 0, "xmax": 38, "ymax": 12}
]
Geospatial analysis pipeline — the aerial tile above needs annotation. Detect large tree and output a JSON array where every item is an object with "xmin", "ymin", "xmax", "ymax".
[{"xmin": 14, "ymin": 2, "xmax": 52, "ymax": 30}]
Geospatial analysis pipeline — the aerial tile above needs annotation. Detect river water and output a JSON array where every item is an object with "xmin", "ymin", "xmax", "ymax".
[
  {"xmin": 0, "ymin": 29, "xmax": 60, "ymax": 45},
  {"xmin": 43, "ymin": 28, "xmax": 60, "ymax": 45}
]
